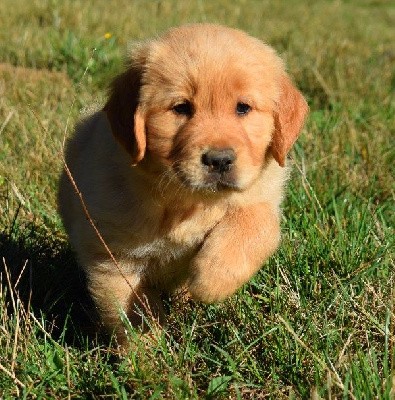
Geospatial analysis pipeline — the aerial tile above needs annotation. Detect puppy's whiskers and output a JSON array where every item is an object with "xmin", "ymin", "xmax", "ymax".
[{"xmin": 157, "ymin": 163, "xmax": 182, "ymax": 198}]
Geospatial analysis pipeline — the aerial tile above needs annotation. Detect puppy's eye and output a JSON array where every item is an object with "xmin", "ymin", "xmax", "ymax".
[
  {"xmin": 172, "ymin": 101, "xmax": 193, "ymax": 116},
  {"xmin": 236, "ymin": 102, "xmax": 251, "ymax": 116}
]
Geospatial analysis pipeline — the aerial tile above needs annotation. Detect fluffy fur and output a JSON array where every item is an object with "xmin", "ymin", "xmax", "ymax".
[{"xmin": 58, "ymin": 24, "xmax": 308, "ymax": 343}]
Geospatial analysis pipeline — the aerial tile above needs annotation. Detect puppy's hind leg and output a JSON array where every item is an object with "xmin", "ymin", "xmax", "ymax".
[{"xmin": 87, "ymin": 267, "xmax": 165, "ymax": 346}]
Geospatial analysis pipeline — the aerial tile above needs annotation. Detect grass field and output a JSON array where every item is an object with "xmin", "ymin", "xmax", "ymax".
[{"xmin": 0, "ymin": 0, "xmax": 394, "ymax": 398}]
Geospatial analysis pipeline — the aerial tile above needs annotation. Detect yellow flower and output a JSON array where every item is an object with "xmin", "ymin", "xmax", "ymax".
[{"xmin": 104, "ymin": 32, "xmax": 112, "ymax": 39}]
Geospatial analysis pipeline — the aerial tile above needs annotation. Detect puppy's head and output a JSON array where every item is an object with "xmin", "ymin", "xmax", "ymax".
[{"xmin": 104, "ymin": 24, "xmax": 308, "ymax": 194}]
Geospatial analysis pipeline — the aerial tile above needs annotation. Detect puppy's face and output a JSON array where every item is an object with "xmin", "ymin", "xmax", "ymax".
[{"xmin": 105, "ymin": 25, "xmax": 308, "ymax": 194}]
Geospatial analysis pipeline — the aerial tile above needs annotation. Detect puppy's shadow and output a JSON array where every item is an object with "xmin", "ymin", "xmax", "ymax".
[{"xmin": 0, "ymin": 222, "xmax": 101, "ymax": 347}]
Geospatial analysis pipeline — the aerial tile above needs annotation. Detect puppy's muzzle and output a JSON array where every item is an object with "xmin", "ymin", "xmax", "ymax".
[
  {"xmin": 201, "ymin": 148, "xmax": 236, "ymax": 173},
  {"xmin": 200, "ymin": 148, "xmax": 238, "ymax": 191}
]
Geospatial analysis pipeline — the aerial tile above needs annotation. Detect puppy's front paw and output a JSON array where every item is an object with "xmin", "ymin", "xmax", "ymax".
[
  {"xmin": 187, "ymin": 204, "xmax": 281, "ymax": 303},
  {"xmin": 188, "ymin": 259, "xmax": 244, "ymax": 303}
]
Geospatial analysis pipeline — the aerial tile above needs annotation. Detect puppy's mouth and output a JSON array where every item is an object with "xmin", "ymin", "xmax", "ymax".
[
  {"xmin": 170, "ymin": 149, "xmax": 243, "ymax": 194},
  {"xmin": 201, "ymin": 172, "xmax": 240, "ymax": 192},
  {"xmin": 176, "ymin": 170, "xmax": 241, "ymax": 193}
]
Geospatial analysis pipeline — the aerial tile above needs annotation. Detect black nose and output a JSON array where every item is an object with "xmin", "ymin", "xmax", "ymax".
[{"xmin": 201, "ymin": 149, "xmax": 236, "ymax": 173}]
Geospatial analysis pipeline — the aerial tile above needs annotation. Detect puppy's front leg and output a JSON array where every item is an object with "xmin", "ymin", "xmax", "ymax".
[
  {"xmin": 88, "ymin": 264, "xmax": 165, "ymax": 345},
  {"xmin": 188, "ymin": 203, "xmax": 281, "ymax": 303}
]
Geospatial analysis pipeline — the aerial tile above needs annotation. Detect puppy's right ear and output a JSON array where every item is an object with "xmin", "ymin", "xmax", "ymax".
[{"xmin": 104, "ymin": 64, "xmax": 146, "ymax": 165}]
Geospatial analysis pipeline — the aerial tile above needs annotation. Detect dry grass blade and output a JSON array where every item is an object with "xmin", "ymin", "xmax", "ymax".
[
  {"xmin": 277, "ymin": 314, "xmax": 356, "ymax": 400},
  {"xmin": 14, "ymin": 260, "xmax": 28, "ymax": 289},
  {"xmin": 0, "ymin": 362, "xmax": 25, "ymax": 395},
  {"xmin": 2, "ymin": 258, "xmax": 16, "ymax": 313},
  {"xmin": 60, "ymin": 160, "xmax": 160, "ymax": 328},
  {"xmin": 0, "ymin": 110, "xmax": 14, "ymax": 135}
]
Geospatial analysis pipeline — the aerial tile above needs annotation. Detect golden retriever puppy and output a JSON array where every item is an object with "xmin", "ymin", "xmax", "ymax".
[{"xmin": 58, "ymin": 24, "xmax": 308, "ymax": 343}]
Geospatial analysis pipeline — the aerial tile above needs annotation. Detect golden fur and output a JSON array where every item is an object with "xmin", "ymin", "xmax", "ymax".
[{"xmin": 58, "ymin": 24, "xmax": 308, "ymax": 343}]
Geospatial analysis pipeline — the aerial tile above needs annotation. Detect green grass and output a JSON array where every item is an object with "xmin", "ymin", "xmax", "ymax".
[{"xmin": 0, "ymin": 0, "xmax": 394, "ymax": 398}]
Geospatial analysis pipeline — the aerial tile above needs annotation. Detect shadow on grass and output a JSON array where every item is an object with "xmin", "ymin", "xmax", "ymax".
[{"xmin": 0, "ymin": 222, "xmax": 102, "ymax": 347}]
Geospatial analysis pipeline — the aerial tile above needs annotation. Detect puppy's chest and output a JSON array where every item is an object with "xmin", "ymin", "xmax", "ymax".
[{"xmin": 128, "ymin": 204, "xmax": 224, "ymax": 263}]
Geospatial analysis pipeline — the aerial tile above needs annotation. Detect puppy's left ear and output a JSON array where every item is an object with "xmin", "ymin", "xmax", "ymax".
[
  {"xmin": 271, "ymin": 75, "xmax": 309, "ymax": 167},
  {"xmin": 103, "ymin": 65, "xmax": 146, "ymax": 165}
]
